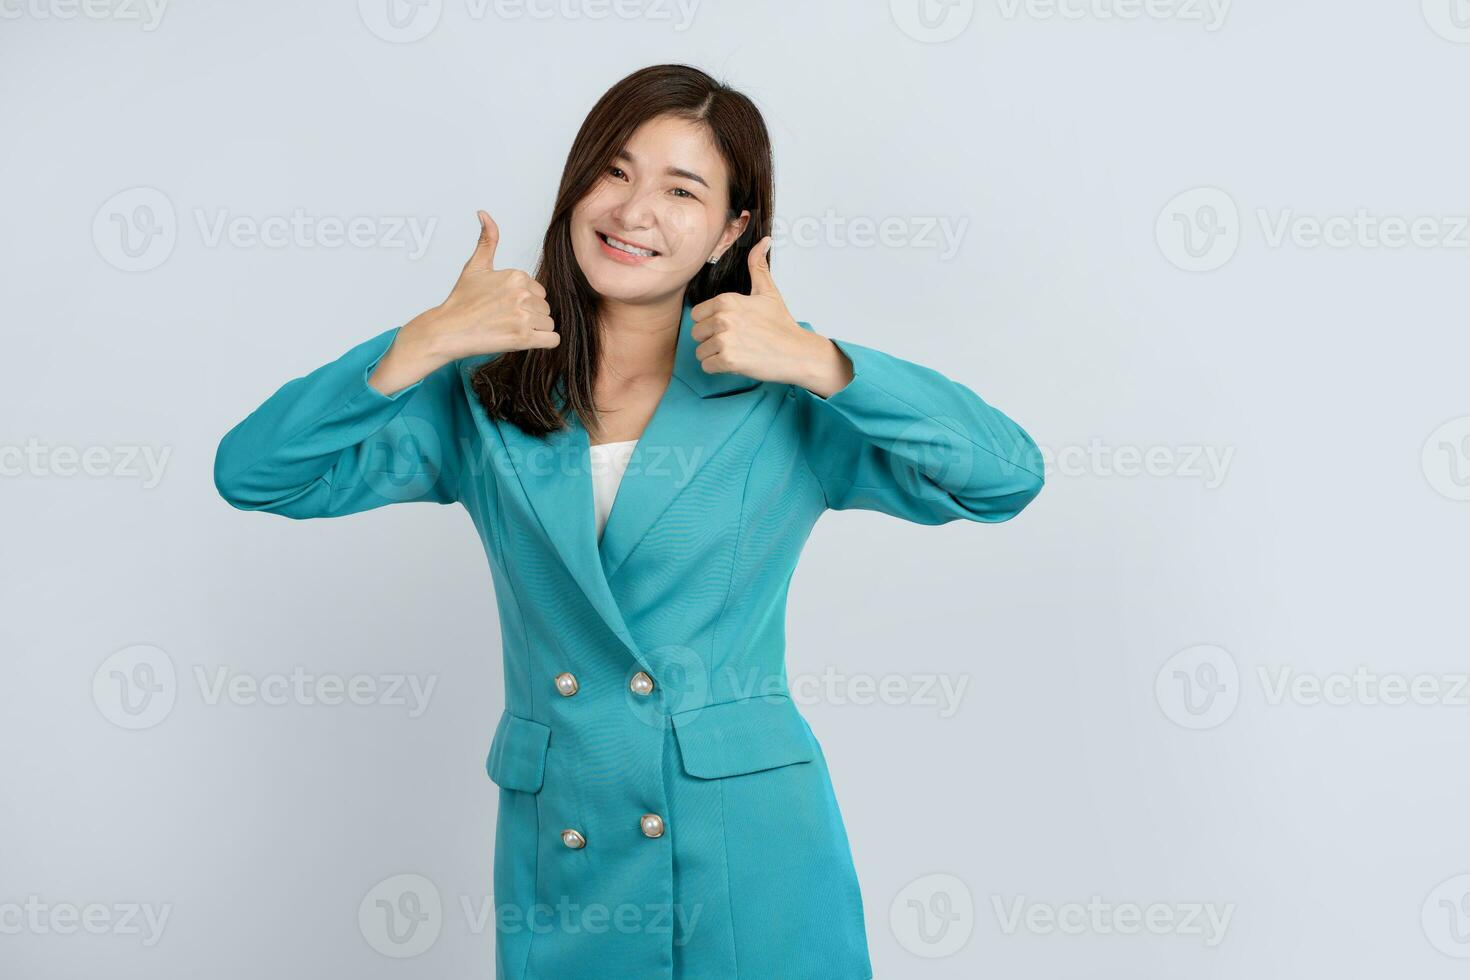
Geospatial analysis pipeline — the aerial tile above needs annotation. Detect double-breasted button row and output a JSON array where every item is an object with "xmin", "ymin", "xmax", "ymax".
[
  {"xmin": 552, "ymin": 670, "xmax": 660, "ymax": 849},
  {"xmin": 559, "ymin": 813, "xmax": 666, "ymax": 848},
  {"xmin": 554, "ymin": 671, "xmax": 656, "ymax": 697}
]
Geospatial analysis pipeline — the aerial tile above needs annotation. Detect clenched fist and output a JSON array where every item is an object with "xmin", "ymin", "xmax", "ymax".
[{"xmin": 369, "ymin": 211, "xmax": 559, "ymax": 397}]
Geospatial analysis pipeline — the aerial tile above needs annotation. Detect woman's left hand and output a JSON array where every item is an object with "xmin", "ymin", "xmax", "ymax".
[{"xmin": 690, "ymin": 237, "xmax": 854, "ymax": 398}]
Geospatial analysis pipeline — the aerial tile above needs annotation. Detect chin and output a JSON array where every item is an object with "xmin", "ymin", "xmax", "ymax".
[{"xmin": 577, "ymin": 261, "xmax": 650, "ymax": 301}]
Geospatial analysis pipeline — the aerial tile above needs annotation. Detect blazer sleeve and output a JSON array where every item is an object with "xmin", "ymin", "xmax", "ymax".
[
  {"xmin": 213, "ymin": 326, "xmax": 468, "ymax": 519},
  {"xmin": 793, "ymin": 324, "xmax": 1045, "ymax": 524}
]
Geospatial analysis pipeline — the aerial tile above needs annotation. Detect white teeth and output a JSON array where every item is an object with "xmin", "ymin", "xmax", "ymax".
[{"xmin": 603, "ymin": 234, "xmax": 655, "ymax": 257}]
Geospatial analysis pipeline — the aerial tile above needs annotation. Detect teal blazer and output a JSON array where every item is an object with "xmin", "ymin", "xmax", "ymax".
[{"xmin": 213, "ymin": 299, "xmax": 1045, "ymax": 980}]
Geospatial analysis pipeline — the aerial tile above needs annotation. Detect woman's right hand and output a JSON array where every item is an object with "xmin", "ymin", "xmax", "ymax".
[{"xmin": 369, "ymin": 211, "xmax": 559, "ymax": 396}]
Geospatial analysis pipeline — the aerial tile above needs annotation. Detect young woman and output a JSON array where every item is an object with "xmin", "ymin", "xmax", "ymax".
[{"xmin": 214, "ymin": 63, "xmax": 1045, "ymax": 980}]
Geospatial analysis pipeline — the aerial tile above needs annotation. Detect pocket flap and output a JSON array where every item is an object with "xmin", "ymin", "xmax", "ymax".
[
  {"xmin": 671, "ymin": 694, "xmax": 815, "ymax": 779},
  {"xmin": 486, "ymin": 710, "xmax": 551, "ymax": 792}
]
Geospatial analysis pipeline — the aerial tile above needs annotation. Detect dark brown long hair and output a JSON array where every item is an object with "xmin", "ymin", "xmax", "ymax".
[{"xmin": 470, "ymin": 63, "xmax": 774, "ymax": 437}]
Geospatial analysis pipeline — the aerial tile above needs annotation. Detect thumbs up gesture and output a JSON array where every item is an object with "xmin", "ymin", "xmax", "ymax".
[
  {"xmin": 370, "ymin": 211, "xmax": 559, "ymax": 396},
  {"xmin": 690, "ymin": 236, "xmax": 854, "ymax": 397},
  {"xmin": 433, "ymin": 210, "xmax": 560, "ymax": 357}
]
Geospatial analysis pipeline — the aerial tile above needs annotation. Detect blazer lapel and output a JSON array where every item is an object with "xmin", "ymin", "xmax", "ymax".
[
  {"xmin": 458, "ymin": 298, "xmax": 764, "ymax": 667},
  {"xmin": 597, "ymin": 300, "xmax": 764, "ymax": 581}
]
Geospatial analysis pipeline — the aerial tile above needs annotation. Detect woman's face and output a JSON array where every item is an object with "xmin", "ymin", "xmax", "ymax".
[{"xmin": 571, "ymin": 114, "xmax": 750, "ymax": 304}]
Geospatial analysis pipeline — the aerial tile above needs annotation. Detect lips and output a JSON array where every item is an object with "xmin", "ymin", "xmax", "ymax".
[{"xmin": 597, "ymin": 231, "xmax": 659, "ymax": 257}]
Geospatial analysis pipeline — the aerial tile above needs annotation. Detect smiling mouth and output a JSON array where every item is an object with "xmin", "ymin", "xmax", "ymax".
[{"xmin": 597, "ymin": 231, "xmax": 660, "ymax": 257}]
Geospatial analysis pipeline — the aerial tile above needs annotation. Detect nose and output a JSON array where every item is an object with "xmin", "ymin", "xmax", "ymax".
[{"xmin": 608, "ymin": 185, "xmax": 658, "ymax": 232}]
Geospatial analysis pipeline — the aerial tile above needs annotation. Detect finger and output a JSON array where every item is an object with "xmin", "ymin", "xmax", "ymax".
[
  {"xmin": 747, "ymin": 236, "xmax": 777, "ymax": 296},
  {"xmin": 689, "ymin": 311, "xmax": 730, "ymax": 343},
  {"xmin": 520, "ymin": 294, "xmax": 551, "ymax": 317},
  {"xmin": 522, "ymin": 325, "xmax": 561, "ymax": 349},
  {"xmin": 690, "ymin": 292, "xmax": 738, "ymax": 323},
  {"xmin": 694, "ymin": 336, "xmax": 726, "ymax": 366},
  {"xmin": 467, "ymin": 210, "xmax": 499, "ymax": 271}
]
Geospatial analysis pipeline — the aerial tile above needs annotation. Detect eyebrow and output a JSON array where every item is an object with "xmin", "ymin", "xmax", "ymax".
[{"xmin": 612, "ymin": 149, "xmax": 709, "ymax": 189}]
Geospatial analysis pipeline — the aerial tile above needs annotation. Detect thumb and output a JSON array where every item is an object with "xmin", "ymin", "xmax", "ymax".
[
  {"xmin": 466, "ymin": 210, "xmax": 499, "ymax": 270},
  {"xmin": 747, "ymin": 235, "xmax": 777, "ymax": 296}
]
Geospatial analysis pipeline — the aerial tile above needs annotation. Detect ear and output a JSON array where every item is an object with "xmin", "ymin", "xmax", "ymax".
[{"xmin": 716, "ymin": 209, "xmax": 752, "ymax": 257}]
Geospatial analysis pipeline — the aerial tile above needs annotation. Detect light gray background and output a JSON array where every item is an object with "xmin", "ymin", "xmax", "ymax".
[{"xmin": 4, "ymin": 1, "xmax": 1469, "ymax": 977}]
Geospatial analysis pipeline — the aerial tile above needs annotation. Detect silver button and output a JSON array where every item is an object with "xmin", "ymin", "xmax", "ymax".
[
  {"xmin": 640, "ymin": 813, "xmax": 665, "ymax": 839},
  {"xmin": 561, "ymin": 828, "xmax": 586, "ymax": 849},
  {"xmin": 628, "ymin": 671, "xmax": 655, "ymax": 696},
  {"xmin": 555, "ymin": 672, "xmax": 579, "ymax": 697}
]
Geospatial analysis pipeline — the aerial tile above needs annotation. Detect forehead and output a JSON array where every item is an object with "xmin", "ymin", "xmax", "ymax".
[{"xmin": 620, "ymin": 115, "xmax": 728, "ymax": 190}]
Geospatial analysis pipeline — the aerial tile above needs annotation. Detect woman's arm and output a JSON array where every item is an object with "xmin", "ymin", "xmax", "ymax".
[
  {"xmin": 683, "ymin": 240, "xmax": 1045, "ymax": 523},
  {"xmin": 793, "ymin": 329, "xmax": 1045, "ymax": 524},
  {"xmin": 212, "ymin": 324, "xmax": 471, "ymax": 518},
  {"xmin": 213, "ymin": 209, "xmax": 558, "ymax": 519}
]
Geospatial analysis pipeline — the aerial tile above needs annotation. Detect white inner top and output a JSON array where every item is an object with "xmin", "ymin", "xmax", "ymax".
[{"xmin": 589, "ymin": 439, "xmax": 638, "ymax": 540}]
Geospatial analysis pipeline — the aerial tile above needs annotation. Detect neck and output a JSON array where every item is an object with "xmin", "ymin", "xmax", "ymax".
[{"xmin": 595, "ymin": 293, "xmax": 682, "ymax": 384}]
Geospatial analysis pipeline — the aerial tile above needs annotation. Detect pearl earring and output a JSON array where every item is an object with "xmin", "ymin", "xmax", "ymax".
[{"xmin": 707, "ymin": 254, "xmax": 719, "ymax": 264}]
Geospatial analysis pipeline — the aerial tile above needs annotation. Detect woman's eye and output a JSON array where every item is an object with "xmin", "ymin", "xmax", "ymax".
[
  {"xmin": 607, "ymin": 166, "xmax": 627, "ymax": 180},
  {"xmin": 671, "ymin": 187, "xmax": 695, "ymax": 200}
]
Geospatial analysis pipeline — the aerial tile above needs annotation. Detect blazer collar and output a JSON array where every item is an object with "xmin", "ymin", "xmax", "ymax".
[
  {"xmin": 460, "ymin": 297, "xmax": 764, "ymax": 672},
  {"xmin": 670, "ymin": 297, "xmax": 762, "ymax": 397}
]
